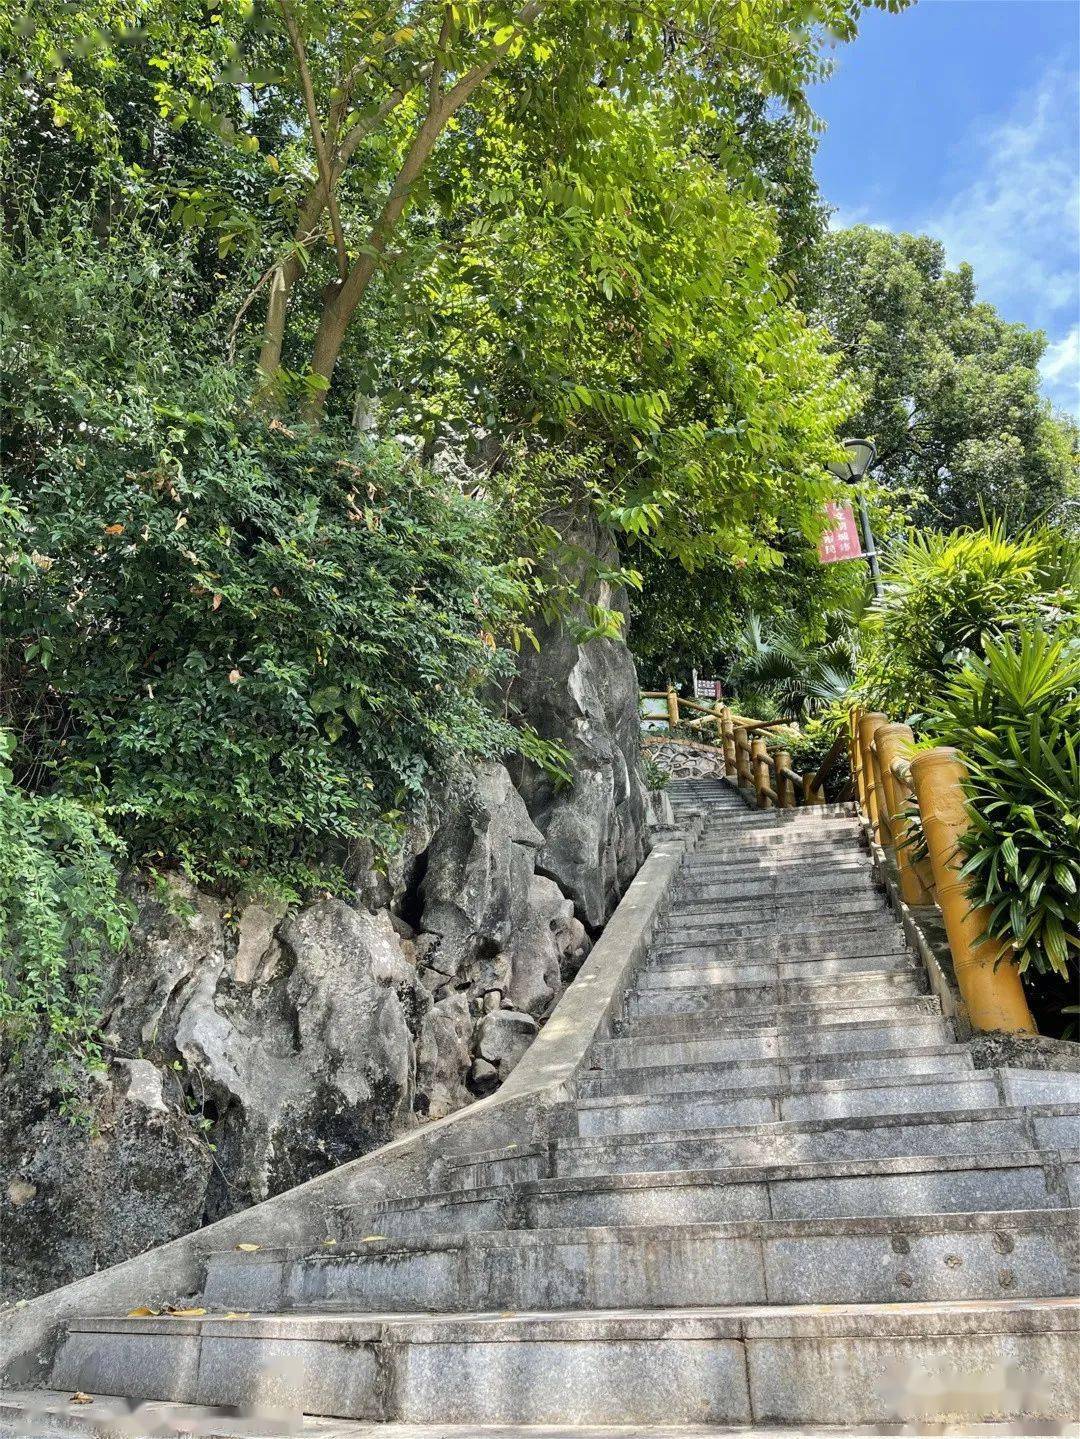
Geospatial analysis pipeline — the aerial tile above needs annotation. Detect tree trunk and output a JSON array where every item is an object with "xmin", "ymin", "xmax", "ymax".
[{"xmin": 257, "ymin": 189, "xmax": 325, "ymax": 382}]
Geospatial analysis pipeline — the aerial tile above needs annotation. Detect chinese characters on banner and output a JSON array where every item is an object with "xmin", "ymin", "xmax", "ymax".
[{"xmin": 817, "ymin": 501, "xmax": 862, "ymax": 565}]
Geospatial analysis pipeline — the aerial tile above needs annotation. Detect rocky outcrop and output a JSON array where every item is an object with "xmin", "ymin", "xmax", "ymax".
[
  {"xmin": 1, "ymin": 519, "xmax": 651, "ymax": 1303},
  {"xmin": 510, "ymin": 510, "xmax": 648, "ymax": 930},
  {"xmin": 0, "ymin": 1044, "xmax": 212, "ymax": 1304}
]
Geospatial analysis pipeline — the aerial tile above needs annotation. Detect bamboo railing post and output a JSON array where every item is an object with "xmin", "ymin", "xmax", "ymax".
[
  {"xmin": 734, "ymin": 724, "xmax": 752, "ymax": 789},
  {"xmin": 868, "ymin": 733, "xmax": 893, "ymax": 849},
  {"xmin": 751, "ymin": 736, "xmax": 772, "ymax": 808},
  {"xmin": 666, "ymin": 685, "xmax": 679, "ymax": 730},
  {"xmin": 774, "ymin": 748, "xmax": 795, "ymax": 809},
  {"xmin": 806, "ymin": 769, "xmax": 827, "ymax": 806},
  {"xmin": 719, "ymin": 704, "xmax": 736, "ymax": 778},
  {"xmin": 857, "ymin": 711, "xmax": 888, "ymax": 842},
  {"xmin": 849, "ymin": 705, "xmax": 868, "ymax": 812},
  {"xmin": 875, "ymin": 723, "xmax": 933, "ymax": 907},
  {"xmin": 909, "ymin": 747, "xmax": 1036, "ymax": 1035}
]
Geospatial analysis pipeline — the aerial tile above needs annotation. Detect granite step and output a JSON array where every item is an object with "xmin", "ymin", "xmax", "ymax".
[
  {"xmin": 624, "ymin": 968, "xmax": 926, "ymax": 1017},
  {"xmin": 661, "ymin": 894, "xmax": 890, "ymax": 930},
  {"xmin": 650, "ymin": 928, "xmax": 909, "ymax": 964},
  {"xmin": 0, "ymin": 1394, "xmax": 1059, "ymax": 1439},
  {"xmin": 46, "ymin": 1300, "xmax": 1080, "ymax": 1426},
  {"xmin": 578, "ymin": 1043, "xmax": 974, "ymax": 1100},
  {"xmin": 594, "ymin": 1015, "xmax": 955, "ymax": 1069},
  {"xmin": 342, "ymin": 1150, "xmax": 1076, "ymax": 1239},
  {"xmin": 570, "ymin": 1071, "xmax": 1002, "ymax": 1138},
  {"xmin": 444, "ymin": 1105, "xmax": 1080, "ymax": 1188},
  {"xmin": 674, "ymin": 872, "xmax": 879, "ymax": 904},
  {"xmin": 612, "ymin": 994, "xmax": 943, "ymax": 1042},
  {"xmin": 197, "ymin": 1208, "xmax": 1077, "ymax": 1315},
  {"xmin": 639, "ymin": 954, "xmax": 918, "ymax": 987}
]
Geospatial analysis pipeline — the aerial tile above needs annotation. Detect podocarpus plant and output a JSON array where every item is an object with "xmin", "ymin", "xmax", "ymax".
[{"xmin": 926, "ymin": 630, "xmax": 1080, "ymax": 990}]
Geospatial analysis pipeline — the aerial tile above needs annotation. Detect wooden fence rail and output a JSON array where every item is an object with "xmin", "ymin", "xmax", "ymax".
[{"xmin": 848, "ymin": 705, "xmax": 1035, "ymax": 1037}]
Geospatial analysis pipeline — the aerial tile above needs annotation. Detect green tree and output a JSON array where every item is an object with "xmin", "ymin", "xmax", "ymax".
[{"xmin": 818, "ymin": 226, "xmax": 1079, "ymax": 530}]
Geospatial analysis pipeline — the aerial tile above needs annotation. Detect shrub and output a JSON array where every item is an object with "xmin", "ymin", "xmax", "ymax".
[
  {"xmin": 2, "ymin": 220, "xmax": 521, "ymax": 900},
  {"xmin": 0, "ymin": 731, "xmax": 132, "ymax": 1072},
  {"xmin": 927, "ymin": 629, "xmax": 1080, "ymax": 988},
  {"xmin": 857, "ymin": 520, "xmax": 1079, "ymax": 718}
]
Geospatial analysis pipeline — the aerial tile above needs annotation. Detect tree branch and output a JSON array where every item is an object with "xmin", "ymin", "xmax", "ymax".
[{"xmin": 279, "ymin": 0, "xmax": 349, "ymax": 280}]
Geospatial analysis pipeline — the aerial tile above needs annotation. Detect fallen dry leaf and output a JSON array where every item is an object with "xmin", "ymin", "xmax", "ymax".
[
  {"xmin": 235, "ymin": 1242, "xmax": 261, "ymax": 1252},
  {"xmin": 69, "ymin": 1393, "xmax": 93, "ymax": 1405},
  {"xmin": 228, "ymin": 669, "xmax": 241, "ymax": 684},
  {"xmin": 222, "ymin": 1312, "xmax": 251, "ymax": 1320},
  {"xmin": 323, "ymin": 1238, "xmax": 338, "ymax": 1247},
  {"xmin": 103, "ymin": 524, "xmax": 124, "ymax": 535},
  {"xmin": 359, "ymin": 1235, "xmax": 388, "ymax": 1243},
  {"xmin": 126, "ymin": 1307, "xmax": 158, "ymax": 1317},
  {"xmin": 163, "ymin": 1306, "xmax": 206, "ymax": 1317},
  {"xmin": 212, "ymin": 593, "xmax": 222, "ymax": 610}
]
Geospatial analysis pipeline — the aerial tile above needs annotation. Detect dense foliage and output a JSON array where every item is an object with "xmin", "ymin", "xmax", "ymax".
[
  {"xmin": 856, "ymin": 520, "xmax": 1080, "ymax": 718},
  {"xmin": 927, "ymin": 631, "xmax": 1079, "ymax": 989},
  {"xmin": 0, "ymin": 730, "xmax": 131, "ymax": 1073},
  {"xmin": 2, "ymin": 221, "xmax": 521, "ymax": 898}
]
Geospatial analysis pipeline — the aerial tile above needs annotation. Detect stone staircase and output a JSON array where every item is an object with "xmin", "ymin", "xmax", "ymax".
[{"xmin": 4, "ymin": 779, "xmax": 1078, "ymax": 1434}]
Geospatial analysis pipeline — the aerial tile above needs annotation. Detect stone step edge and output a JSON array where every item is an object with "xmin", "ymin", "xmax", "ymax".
[
  {"xmin": 659, "ymin": 900, "xmax": 891, "ymax": 927},
  {"xmin": 641, "ymin": 955, "xmax": 914, "ymax": 978},
  {"xmin": 352, "ymin": 1147, "xmax": 1080, "ymax": 1221},
  {"xmin": 580, "ymin": 1042, "xmax": 974, "ymax": 1091},
  {"xmin": 613, "ymin": 997, "xmax": 943, "ymax": 1039},
  {"xmin": 627, "ymin": 969, "xmax": 926, "ymax": 1002},
  {"xmin": 638, "ymin": 962, "xmax": 919, "ymax": 989},
  {"xmin": 441, "ymin": 1101, "xmax": 1080, "ymax": 1170},
  {"xmin": 6, "ymin": 1393, "xmax": 1047, "ymax": 1439},
  {"xmin": 69, "ymin": 1296, "xmax": 1080, "ymax": 1344},
  {"xmin": 647, "ymin": 941, "xmax": 911, "ymax": 964},
  {"xmin": 194, "ymin": 1205, "xmax": 1080, "ymax": 1279},
  {"xmin": 572, "ymin": 1066, "xmax": 997, "ymax": 1115}
]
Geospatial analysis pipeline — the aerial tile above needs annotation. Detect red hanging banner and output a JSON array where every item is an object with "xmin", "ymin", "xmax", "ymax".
[{"xmin": 817, "ymin": 501, "xmax": 862, "ymax": 565}]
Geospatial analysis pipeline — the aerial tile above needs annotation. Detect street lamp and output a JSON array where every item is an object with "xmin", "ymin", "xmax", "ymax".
[{"xmin": 827, "ymin": 437, "xmax": 883, "ymax": 598}]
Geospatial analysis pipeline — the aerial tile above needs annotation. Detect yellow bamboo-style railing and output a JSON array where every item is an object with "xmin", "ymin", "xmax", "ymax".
[
  {"xmin": 640, "ymin": 689, "xmax": 829, "ymax": 808},
  {"xmin": 848, "ymin": 704, "xmax": 1035, "ymax": 1036}
]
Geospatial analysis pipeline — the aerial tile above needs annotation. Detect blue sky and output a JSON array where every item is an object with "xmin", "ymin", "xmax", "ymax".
[{"xmin": 810, "ymin": 0, "xmax": 1080, "ymax": 418}]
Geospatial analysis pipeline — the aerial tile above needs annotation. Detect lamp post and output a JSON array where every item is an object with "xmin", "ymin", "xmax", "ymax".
[{"xmin": 827, "ymin": 437, "xmax": 883, "ymax": 598}]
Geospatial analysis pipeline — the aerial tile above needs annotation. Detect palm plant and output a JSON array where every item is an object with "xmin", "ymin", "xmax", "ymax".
[
  {"xmin": 729, "ymin": 610, "xmax": 857, "ymax": 721},
  {"xmin": 858, "ymin": 517, "xmax": 1080, "ymax": 717}
]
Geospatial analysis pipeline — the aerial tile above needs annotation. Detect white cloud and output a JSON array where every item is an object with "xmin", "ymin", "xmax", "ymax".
[
  {"xmin": 923, "ymin": 68, "xmax": 1079, "ymax": 329},
  {"xmin": 826, "ymin": 202, "xmax": 889, "ymax": 232},
  {"xmin": 1041, "ymin": 324, "xmax": 1080, "ymax": 418},
  {"xmin": 920, "ymin": 68, "xmax": 1079, "ymax": 415}
]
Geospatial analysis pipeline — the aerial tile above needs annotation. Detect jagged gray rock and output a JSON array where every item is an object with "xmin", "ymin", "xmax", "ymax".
[
  {"xmin": 476, "ymin": 1007, "xmax": 539, "ymax": 1076},
  {"xmin": 420, "ymin": 763, "xmax": 591, "ymax": 1020},
  {"xmin": 0, "ymin": 1045, "xmax": 211, "ymax": 1303},
  {"xmin": 509, "ymin": 511, "xmax": 648, "ymax": 929}
]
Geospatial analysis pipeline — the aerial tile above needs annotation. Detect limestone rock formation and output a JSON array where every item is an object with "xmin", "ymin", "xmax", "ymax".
[
  {"xmin": 1, "ymin": 525, "xmax": 650, "ymax": 1302},
  {"xmin": 509, "ymin": 510, "xmax": 648, "ymax": 929},
  {"xmin": 0, "ymin": 1044, "xmax": 212, "ymax": 1302}
]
